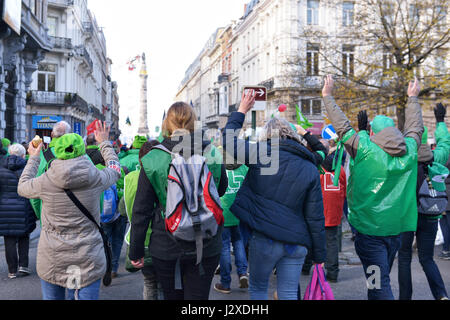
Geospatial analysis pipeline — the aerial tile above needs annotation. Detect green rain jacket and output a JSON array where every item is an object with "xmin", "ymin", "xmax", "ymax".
[
  {"xmin": 323, "ymin": 96, "xmax": 424, "ymax": 237},
  {"xmin": 120, "ymin": 149, "xmax": 141, "ymax": 172},
  {"xmin": 220, "ymin": 165, "xmax": 249, "ymax": 227}
]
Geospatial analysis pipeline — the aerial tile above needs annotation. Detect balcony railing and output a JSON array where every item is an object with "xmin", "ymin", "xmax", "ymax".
[
  {"xmin": 83, "ymin": 22, "xmax": 94, "ymax": 36},
  {"xmin": 48, "ymin": 0, "xmax": 74, "ymax": 8},
  {"xmin": 75, "ymin": 46, "xmax": 94, "ymax": 70},
  {"xmin": 49, "ymin": 36, "xmax": 73, "ymax": 50},
  {"xmin": 27, "ymin": 91, "xmax": 89, "ymax": 113}
]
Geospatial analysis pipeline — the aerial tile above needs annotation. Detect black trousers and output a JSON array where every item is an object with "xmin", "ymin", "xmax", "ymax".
[
  {"xmin": 3, "ymin": 235, "xmax": 30, "ymax": 274},
  {"xmin": 152, "ymin": 255, "xmax": 220, "ymax": 300},
  {"xmin": 302, "ymin": 226, "xmax": 340, "ymax": 279}
]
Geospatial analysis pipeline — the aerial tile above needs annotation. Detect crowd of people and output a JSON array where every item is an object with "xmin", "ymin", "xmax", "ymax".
[{"xmin": 0, "ymin": 76, "xmax": 449, "ymax": 301}]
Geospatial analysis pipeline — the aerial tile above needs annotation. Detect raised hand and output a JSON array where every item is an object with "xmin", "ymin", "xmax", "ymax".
[
  {"xmin": 238, "ymin": 89, "xmax": 256, "ymax": 115},
  {"xmin": 94, "ymin": 121, "xmax": 111, "ymax": 144},
  {"xmin": 408, "ymin": 78, "xmax": 421, "ymax": 97},
  {"xmin": 434, "ymin": 103, "xmax": 446, "ymax": 123},
  {"xmin": 358, "ymin": 110, "xmax": 369, "ymax": 132},
  {"xmin": 322, "ymin": 75, "xmax": 335, "ymax": 97},
  {"xmin": 28, "ymin": 141, "xmax": 43, "ymax": 157}
]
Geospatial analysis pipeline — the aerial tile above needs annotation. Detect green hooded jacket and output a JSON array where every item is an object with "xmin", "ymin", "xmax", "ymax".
[
  {"xmin": 324, "ymin": 96, "xmax": 424, "ymax": 237},
  {"xmin": 220, "ymin": 165, "xmax": 249, "ymax": 227},
  {"xmin": 120, "ymin": 149, "xmax": 141, "ymax": 172}
]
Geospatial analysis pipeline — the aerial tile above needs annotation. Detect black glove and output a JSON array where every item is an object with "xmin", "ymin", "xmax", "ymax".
[
  {"xmin": 435, "ymin": 103, "xmax": 446, "ymax": 123},
  {"xmin": 358, "ymin": 110, "xmax": 368, "ymax": 132}
]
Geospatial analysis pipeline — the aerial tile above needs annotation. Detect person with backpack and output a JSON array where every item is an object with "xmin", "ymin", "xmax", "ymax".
[
  {"xmin": 397, "ymin": 103, "xmax": 450, "ymax": 300},
  {"xmin": 0, "ymin": 144, "xmax": 37, "ymax": 279},
  {"xmin": 123, "ymin": 140, "xmax": 163, "ymax": 300},
  {"xmin": 322, "ymin": 75, "xmax": 424, "ymax": 300},
  {"xmin": 214, "ymin": 161, "xmax": 249, "ymax": 295},
  {"xmin": 17, "ymin": 122, "xmax": 121, "ymax": 300},
  {"xmin": 86, "ymin": 137, "xmax": 128, "ymax": 280},
  {"xmin": 222, "ymin": 90, "xmax": 326, "ymax": 300},
  {"xmin": 129, "ymin": 102, "xmax": 228, "ymax": 300}
]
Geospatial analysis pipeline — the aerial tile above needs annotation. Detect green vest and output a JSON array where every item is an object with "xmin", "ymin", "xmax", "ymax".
[
  {"xmin": 124, "ymin": 170, "xmax": 152, "ymax": 246},
  {"xmin": 220, "ymin": 165, "xmax": 249, "ymax": 227},
  {"xmin": 347, "ymin": 130, "xmax": 419, "ymax": 236},
  {"xmin": 140, "ymin": 144, "xmax": 223, "ymax": 213}
]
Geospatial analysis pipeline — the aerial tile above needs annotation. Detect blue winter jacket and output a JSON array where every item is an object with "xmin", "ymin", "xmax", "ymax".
[
  {"xmin": 0, "ymin": 155, "xmax": 37, "ymax": 237},
  {"xmin": 222, "ymin": 112, "xmax": 326, "ymax": 262}
]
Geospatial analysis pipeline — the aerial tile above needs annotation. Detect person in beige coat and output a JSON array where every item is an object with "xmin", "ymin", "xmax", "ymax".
[{"xmin": 18, "ymin": 122, "xmax": 121, "ymax": 300}]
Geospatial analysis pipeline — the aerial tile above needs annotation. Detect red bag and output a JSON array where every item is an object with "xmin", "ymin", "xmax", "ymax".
[{"xmin": 303, "ymin": 265, "xmax": 335, "ymax": 300}]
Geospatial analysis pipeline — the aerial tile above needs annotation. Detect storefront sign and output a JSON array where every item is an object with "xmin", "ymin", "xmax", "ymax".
[{"xmin": 32, "ymin": 115, "xmax": 62, "ymax": 130}]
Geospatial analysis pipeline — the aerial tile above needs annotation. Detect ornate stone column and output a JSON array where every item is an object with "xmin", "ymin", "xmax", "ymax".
[{"xmin": 137, "ymin": 52, "xmax": 149, "ymax": 136}]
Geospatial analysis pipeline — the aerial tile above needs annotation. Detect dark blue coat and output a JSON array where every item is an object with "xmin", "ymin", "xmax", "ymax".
[
  {"xmin": 0, "ymin": 155, "xmax": 37, "ymax": 237},
  {"xmin": 223, "ymin": 112, "xmax": 326, "ymax": 262}
]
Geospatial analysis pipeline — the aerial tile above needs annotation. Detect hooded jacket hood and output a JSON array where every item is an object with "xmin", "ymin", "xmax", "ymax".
[
  {"xmin": 370, "ymin": 126, "xmax": 407, "ymax": 157},
  {"xmin": 45, "ymin": 156, "xmax": 98, "ymax": 190},
  {"xmin": 1, "ymin": 155, "xmax": 26, "ymax": 172}
]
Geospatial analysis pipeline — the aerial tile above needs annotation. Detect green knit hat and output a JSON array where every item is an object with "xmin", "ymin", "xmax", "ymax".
[
  {"xmin": 54, "ymin": 134, "xmax": 86, "ymax": 160},
  {"xmin": 422, "ymin": 126, "xmax": 429, "ymax": 145},
  {"xmin": 370, "ymin": 116, "xmax": 395, "ymax": 134},
  {"xmin": 1, "ymin": 138, "xmax": 11, "ymax": 148},
  {"xmin": 132, "ymin": 135, "xmax": 147, "ymax": 149},
  {"xmin": 428, "ymin": 162, "xmax": 449, "ymax": 192}
]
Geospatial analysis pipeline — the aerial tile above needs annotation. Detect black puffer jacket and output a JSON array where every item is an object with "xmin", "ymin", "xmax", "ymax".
[{"xmin": 0, "ymin": 155, "xmax": 37, "ymax": 237}]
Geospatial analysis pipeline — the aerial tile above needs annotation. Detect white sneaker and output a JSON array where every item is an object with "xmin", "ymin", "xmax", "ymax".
[
  {"xmin": 18, "ymin": 267, "xmax": 31, "ymax": 275},
  {"xmin": 239, "ymin": 274, "xmax": 249, "ymax": 289}
]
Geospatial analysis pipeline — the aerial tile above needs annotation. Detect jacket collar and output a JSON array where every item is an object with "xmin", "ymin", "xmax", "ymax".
[{"xmin": 277, "ymin": 138, "xmax": 317, "ymax": 165}]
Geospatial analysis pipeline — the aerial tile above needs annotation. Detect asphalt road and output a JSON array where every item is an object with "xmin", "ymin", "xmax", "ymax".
[{"xmin": 1, "ymin": 223, "xmax": 449, "ymax": 300}]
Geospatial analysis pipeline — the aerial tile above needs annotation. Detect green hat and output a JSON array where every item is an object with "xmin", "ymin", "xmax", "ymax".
[
  {"xmin": 132, "ymin": 135, "xmax": 147, "ymax": 149},
  {"xmin": 54, "ymin": 134, "xmax": 86, "ymax": 160},
  {"xmin": 422, "ymin": 126, "xmax": 429, "ymax": 145},
  {"xmin": 1, "ymin": 138, "xmax": 11, "ymax": 148},
  {"xmin": 428, "ymin": 162, "xmax": 449, "ymax": 192},
  {"xmin": 370, "ymin": 116, "xmax": 395, "ymax": 134}
]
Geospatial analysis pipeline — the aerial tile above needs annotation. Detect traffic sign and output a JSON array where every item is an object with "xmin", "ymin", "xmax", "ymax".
[
  {"xmin": 322, "ymin": 124, "xmax": 338, "ymax": 140},
  {"xmin": 244, "ymin": 86, "xmax": 267, "ymax": 111}
]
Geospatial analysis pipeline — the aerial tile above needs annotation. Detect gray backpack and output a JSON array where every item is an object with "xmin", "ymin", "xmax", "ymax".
[
  {"xmin": 157, "ymin": 145, "xmax": 224, "ymax": 266},
  {"xmin": 418, "ymin": 176, "xmax": 448, "ymax": 216}
]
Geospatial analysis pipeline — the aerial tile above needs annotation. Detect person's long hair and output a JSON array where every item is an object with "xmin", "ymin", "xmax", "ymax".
[{"xmin": 161, "ymin": 102, "xmax": 196, "ymax": 138}]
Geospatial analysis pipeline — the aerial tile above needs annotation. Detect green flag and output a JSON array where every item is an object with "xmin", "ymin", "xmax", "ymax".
[{"xmin": 296, "ymin": 105, "xmax": 313, "ymax": 129}]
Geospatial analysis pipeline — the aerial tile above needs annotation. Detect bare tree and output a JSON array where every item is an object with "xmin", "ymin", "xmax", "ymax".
[{"xmin": 283, "ymin": 0, "xmax": 449, "ymax": 130}]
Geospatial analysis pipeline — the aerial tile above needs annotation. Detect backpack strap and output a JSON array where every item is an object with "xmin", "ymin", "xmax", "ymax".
[
  {"xmin": 43, "ymin": 148, "xmax": 56, "ymax": 171},
  {"xmin": 64, "ymin": 189, "xmax": 113, "ymax": 287}
]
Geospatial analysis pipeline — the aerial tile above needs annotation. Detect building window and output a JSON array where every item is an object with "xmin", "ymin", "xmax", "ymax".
[
  {"xmin": 306, "ymin": 43, "xmax": 320, "ymax": 76},
  {"xmin": 342, "ymin": 45, "xmax": 355, "ymax": 77},
  {"xmin": 47, "ymin": 17, "xmax": 57, "ymax": 37},
  {"xmin": 38, "ymin": 64, "xmax": 56, "ymax": 92},
  {"xmin": 29, "ymin": 0, "xmax": 36, "ymax": 15},
  {"xmin": 301, "ymin": 99, "xmax": 322, "ymax": 115},
  {"xmin": 307, "ymin": 0, "xmax": 319, "ymax": 25},
  {"xmin": 342, "ymin": 2, "xmax": 354, "ymax": 26}
]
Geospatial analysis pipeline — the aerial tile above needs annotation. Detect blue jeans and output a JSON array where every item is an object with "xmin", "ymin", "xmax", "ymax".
[
  {"xmin": 354, "ymin": 232, "xmax": 401, "ymax": 300},
  {"xmin": 398, "ymin": 216, "xmax": 448, "ymax": 300},
  {"xmin": 40, "ymin": 279, "xmax": 101, "ymax": 300},
  {"xmin": 440, "ymin": 212, "xmax": 450, "ymax": 252},
  {"xmin": 102, "ymin": 215, "xmax": 128, "ymax": 273},
  {"xmin": 249, "ymin": 232, "xmax": 307, "ymax": 300},
  {"xmin": 219, "ymin": 226, "xmax": 248, "ymax": 288}
]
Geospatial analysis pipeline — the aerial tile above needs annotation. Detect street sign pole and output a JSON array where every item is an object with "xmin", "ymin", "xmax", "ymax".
[{"xmin": 252, "ymin": 111, "xmax": 256, "ymax": 140}]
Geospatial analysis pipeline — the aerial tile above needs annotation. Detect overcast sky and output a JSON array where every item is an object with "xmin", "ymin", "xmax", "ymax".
[{"xmin": 88, "ymin": 0, "xmax": 249, "ymax": 143}]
